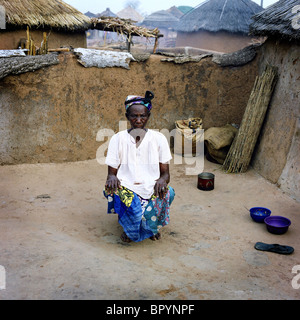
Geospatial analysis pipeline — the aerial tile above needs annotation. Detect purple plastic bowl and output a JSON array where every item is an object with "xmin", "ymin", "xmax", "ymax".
[{"xmin": 264, "ymin": 216, "xmax": 291, "ymax": 235}]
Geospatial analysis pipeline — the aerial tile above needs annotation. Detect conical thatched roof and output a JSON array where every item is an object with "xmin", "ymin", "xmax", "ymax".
[
  {"xmin": 85, "ymin": 11, "xmax": 97, "ymax": 18},
  {"xmin": 141, "ymin": 10, "xmax": 179, "ymax": 29},
  {"xmin": 250, "ymin": 0, "xmax": 300, "ymax": 40},
  {"xmin": 176, "ymin": 0, "xmax": 263, "ymax": 34},
  {"xmin": 98, "ymin": 8, "xmax": 117, "ymax": 18},
  {"xmin": 0, "ymin": 0, "xmax": 90, "ymax": 31},
  {"xmin": 177, "ymin": 6, "xmax": 193, "ymax": 14},
  {"xmin": 167, "ymin": 6, "xmax": 184, "ymax": 19},
  {"xmin": 117, "ymin": 6, "xmax": 144, "ymax": 23}
]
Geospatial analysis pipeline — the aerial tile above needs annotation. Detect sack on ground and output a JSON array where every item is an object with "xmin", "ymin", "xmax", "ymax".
[
  {"xmin": 204, "ymin": 124, "xmax": 238, "ymax": 150},
  {"xmin": 174, "ymin": 118, "xmax": 203, "ymax": 156},
  {"xmin": 204, "ymin": 124, "xmax": 238, "ymax": 164}
]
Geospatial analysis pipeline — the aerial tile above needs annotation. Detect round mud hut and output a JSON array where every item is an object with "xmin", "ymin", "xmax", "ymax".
[
  {"xmin": 140, "ymin": 10, "xmax": 179, "ymax": 47},
  {"xmin": 176, "ymin": 0, "xmax": 263, "ymax": 53},
  {"xmin": 0, "ymin": 0, "xmax": 90, "ymax": 50},
  {"xmin": 98, "ymin": 8, "xmax": 117, "ymax": 18},
  {"xmin": 167, "ymin": 6, "xmax": 184, "ymax": 19},
  {"xmin": 91, "ymin": 8, "xmax": 118, "ymax": 45},
  {"xmin": 116, "ymin": 6, "xmax": 144, "ymax": 23}
]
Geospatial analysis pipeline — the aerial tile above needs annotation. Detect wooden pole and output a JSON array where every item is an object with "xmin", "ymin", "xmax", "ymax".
[
  {"xmin": 41, "ymin": 32, "xmax": 48, "ymax": 55},
  {"xmin": 26, "ymin": 26, "xmax": 30, "ymax": 54},
  {"xmin": 127, "ymin": 34, "xmax": 132, "ymax": 52},
  {"xmin": 153, "ymin": 37, "xmax": 159, "ymax": 54}
]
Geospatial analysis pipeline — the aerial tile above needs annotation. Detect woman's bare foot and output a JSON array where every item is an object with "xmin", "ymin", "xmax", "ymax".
[
  {"xmin": 150, "ymin": 232, "xmax": 161, "ymax": 241},
  {"xmin": 120, "ymin": 232, "xmax": 132, "ymax": 243}
]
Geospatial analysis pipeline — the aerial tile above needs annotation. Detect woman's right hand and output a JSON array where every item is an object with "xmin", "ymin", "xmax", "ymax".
[{"xmin": 105, "ymin": 167, "xmax": 121, "ymax": 195}]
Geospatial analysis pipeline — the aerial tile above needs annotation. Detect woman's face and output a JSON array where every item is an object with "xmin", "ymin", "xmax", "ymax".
[{"xmin": 126, "ymin": 104, "xmax": 151, "ymax": 129}]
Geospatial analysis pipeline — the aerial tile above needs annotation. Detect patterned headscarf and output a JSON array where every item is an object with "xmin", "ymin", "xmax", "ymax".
[{"xmin": 125, "ymin": 91, "xmax": 154, "ymax": 112}]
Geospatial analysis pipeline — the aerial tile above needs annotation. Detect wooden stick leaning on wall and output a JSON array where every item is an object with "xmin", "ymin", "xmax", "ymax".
[
  {"xmin": 25, "ymin": 26, "xmax": 38, "ymax": 56},
  {"xmin": 222, "ymin": 65, "xmax": 278, "ymax": 173},
  {"xmin": 40, "ymin": 32, "xmax": 48, "ymax": 55}
]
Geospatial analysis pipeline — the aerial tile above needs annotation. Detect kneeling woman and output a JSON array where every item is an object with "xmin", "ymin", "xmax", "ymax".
[{"xmin": 104, "ymin": 91, "xmax": 175, "ymax": 242}]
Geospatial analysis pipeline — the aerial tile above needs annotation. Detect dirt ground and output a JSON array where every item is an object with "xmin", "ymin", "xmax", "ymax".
[{"xmin": 0, "ymin": 157, "xmax": 299, "ymax": 300}]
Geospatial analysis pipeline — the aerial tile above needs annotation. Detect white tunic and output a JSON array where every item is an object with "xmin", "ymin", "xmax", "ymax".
[{"xmin": 105, "ymin": 129, "xmax": 172, "ymax": 199}]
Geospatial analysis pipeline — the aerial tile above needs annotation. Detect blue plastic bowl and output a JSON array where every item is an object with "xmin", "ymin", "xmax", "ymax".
[
  {"xmin": 250, "ymin": 207, "xmax": 271, "ymax": 223},
  {"xmin": 264, "ymin": 216, "xmax": 291, "ymax": 235}
]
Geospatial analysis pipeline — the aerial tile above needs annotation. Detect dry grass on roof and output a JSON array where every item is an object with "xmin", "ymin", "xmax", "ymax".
[
  {"xmin": 141, "ymin": 10, "xmax": 179, "ymax": 29},
  {"xmin": 250, "ymin": 0, "xmax": 300, "ymax": 41},
  {"xmin": 176, "ymin": 0, "xmax": 262, "ymax": 34},
  {"xmin": 116, "ymin": 6, "xmax": 144, "ymax": 23},
  {"xmin": 91, "ymin": 16, "xmax": 161, "ymax": 38},
  {"xmin": 1, "ymin": 0, "xmax": 90, "ymax": 31}
]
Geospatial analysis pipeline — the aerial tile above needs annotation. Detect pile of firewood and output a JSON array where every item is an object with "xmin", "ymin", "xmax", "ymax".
[{"xmin": 25, "ymin": 26, "xmax": 49, "ymax": 55}]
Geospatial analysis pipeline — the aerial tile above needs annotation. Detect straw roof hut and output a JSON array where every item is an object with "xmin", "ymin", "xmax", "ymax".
[
  {"xmin": 0, "ymin": 0, "xmax": 90, "ymax": 50},
  {"xmin": 167, "ymin": 6, "xmax": 184, "ymax": 19},
  {"xmin": 141, "ymin": 10, "xmax": 179, "ymax": 29},
  {"xmin": 248, "ymin": 0, "xmax": 300, "ymax": 202},
  {"xmin": 140, "ymin": 10, "xmax": 179, "ymax": 47},
  {"xmin": 84, "ymin": 11, "xmax": 98, "ymax": 18},
  {"xmin": 250, "ymin": 0, "xmax": 300, "ymax": 40},
  {"xmin": 177, "ymin": 6, "xmax": 193, "ymax": 15},
  {"xmin": 98, "ymin": 8, "xmax": 117, "ymax": 18},
  {"xmin": 117, "ymin": 6, "xmax": 144, "ymax": 23},
  {"xmin": 176, "ymin": 0, "xmax": 263, "ymax": 53}
]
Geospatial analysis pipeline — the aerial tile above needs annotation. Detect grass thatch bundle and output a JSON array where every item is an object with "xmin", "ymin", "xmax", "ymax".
[
  {"xmin": 91, "ymin": 16, "xmax": 161, "ymax": 39},
  {"xmin": 250, "ymin": 0, "xmax": 300, "ymax": 40},
  {"xmin": 176, "ymin": 0, "xmax": 263, "ymax": 34},
  {"xmin": 0, "ymin": 0, "xmax": 90, "ymax": 31},
  {"xmin": 222, "ymin": 65, "xmax": 278, "ymax": 173}
]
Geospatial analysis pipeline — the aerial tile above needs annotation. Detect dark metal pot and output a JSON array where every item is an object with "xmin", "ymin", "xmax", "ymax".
[{"xmin": 197, "ymin": 172, "xmax": 215, "ymax": 191}]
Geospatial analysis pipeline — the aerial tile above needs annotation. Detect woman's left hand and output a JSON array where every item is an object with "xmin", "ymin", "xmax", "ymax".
[
  {"xmin": 154, "ymin": 178, "xmax": 168, "ymax": 199},
  {"xmin": 155, "ymin": 163, "xmax": 170, "ymax": 199}
]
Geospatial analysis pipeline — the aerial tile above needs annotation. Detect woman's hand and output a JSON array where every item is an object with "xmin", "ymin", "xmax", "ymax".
[
  {"xmin": 154, "ymin": 178, "xmax": 168, "ymax": 199},
  {"xmin": 105, "ymin": 166, "xmax": 121, "ymax": 195},
  {"xmin": 154, "ymin": 163, "xmax": 170, "ymax": 199}
]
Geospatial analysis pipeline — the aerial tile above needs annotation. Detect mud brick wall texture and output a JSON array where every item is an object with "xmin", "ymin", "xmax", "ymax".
[{"xmin": 0, "ymin": 52, "xmax": 258, "ymax": 165}]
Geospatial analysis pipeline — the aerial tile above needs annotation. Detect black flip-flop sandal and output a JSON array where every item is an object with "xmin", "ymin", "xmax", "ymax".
[{"xmin": 254, "ymin": 242, "xmax": 294, "ymax": 255}]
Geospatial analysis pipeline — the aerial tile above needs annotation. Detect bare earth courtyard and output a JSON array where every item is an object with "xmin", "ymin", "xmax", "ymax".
[{"xmin": 0, "ymin": 157, "xmax": 299, "ymax": 300}]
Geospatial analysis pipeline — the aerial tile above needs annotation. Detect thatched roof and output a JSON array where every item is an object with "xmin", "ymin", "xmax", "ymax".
[
  {"xmin": 250, "ymin": 0, "xmax": 300, "ymax": 40},
  {"xmin": 0, "ymin": 0, "xmax": 90, "ymax": 31},
  {"xmin": 98, "ymin": 8, "xmax": 117, "ymax": 18},
  {"xmin": 167, "ymin": 6, "xmax": 184, "ymax": 19},
  {"xmin": 117, "ymin": 6, "xmax": 144, "ymax": 23},
  {"xmin": 140, "ymin": 10, "xmax": 179, "ymax": 29},
  {"xmin": 85, "ymin": 11, "xmax": 97, "ymax": 18},
  {"xmin": 176, "ymin": 0, "xmax": 263, "ymax": 34},
  {"xmin": 177, "ymin": 6, "xmax": 194, "ymax": 14}
]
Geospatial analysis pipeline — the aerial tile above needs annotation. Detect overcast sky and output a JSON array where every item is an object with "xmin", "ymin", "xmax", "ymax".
[{"xmin": 64, "ymin": 0, "xmax": 279, "ymax": 16}]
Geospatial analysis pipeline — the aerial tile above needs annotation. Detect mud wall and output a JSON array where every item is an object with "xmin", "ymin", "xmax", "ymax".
[
  {"xmin": 0, "ymin": 51, "xmax": 258, "ymax": 165},
  {"xmin": 251, "ymin": 39, "xmax": 300, "ymax": 202},
  {"xmin": 176, "ymin": 31, "xmax": 258, "ymax": 53}
]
